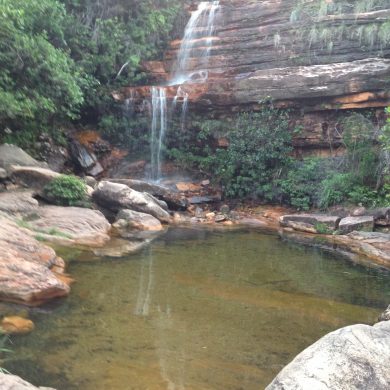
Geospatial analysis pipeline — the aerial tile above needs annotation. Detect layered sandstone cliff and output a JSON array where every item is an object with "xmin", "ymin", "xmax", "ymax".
[{"xmin": 115, "ymin": 0, "xmax": 390, "ymax": 153}]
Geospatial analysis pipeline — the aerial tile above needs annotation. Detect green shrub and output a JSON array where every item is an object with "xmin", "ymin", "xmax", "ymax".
[
  {"xmin": 280, "ymin": 158, "xmax": 323, "ymax": 210},
  {"xmin": 319, "ymin": 173, "xmax": 355, "ymax": 208},
  {"xmin": 216, "ymin": 106, "xmax": 292, "ymax": 199},
  {"xmin": 44, "ymin": 175, "xmax": 87, "ymax": 206}
]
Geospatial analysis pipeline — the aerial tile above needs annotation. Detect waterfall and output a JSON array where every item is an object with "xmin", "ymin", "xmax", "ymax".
[
  {"xmin": 150, "ymin": 87, "xmax": 167, "ymax": 181},
  {"xmin": 171, "ymin": 1, "xmax": 220, "ymax": 84},
  {"xmin": 145, "ymin": 1, "xmax": 219, "ymax": 181}
]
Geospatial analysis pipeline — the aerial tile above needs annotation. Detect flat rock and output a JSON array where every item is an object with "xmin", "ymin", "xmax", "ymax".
[
  {"xmin": 0, "ymin": 144, "xmax": 47, "ymax": 173},
  {"xmin": 27, "ymin": 206, "xmax": 111, "ymax": 247},
  {"xmin": 10, "ymin": 165, "xmax": 60, "ymax": 189},
  {"xmin": 339, "ymin": 216, "xmax": 374, "ymax": 234},
  {"xmin": 266, "ymin": 320, "xmax": 390, "ymax": 390},
  {"xmin": 279, "ymin": 214, "xmax": 340, "ymax": 232},
  {"xmin": 93, "ymin": 181, "xmax": 171, "ymax": 223},
  {"xmin": 0, "ymin": 191, "xmax": 38, "ymax": 215},
  {"xmin": 0, "ymin": 373, "xmax": 55, "ymax": 390},
  {"xmin": 0, "ymin": 216, "xmax": 69, "ymax": 305}
]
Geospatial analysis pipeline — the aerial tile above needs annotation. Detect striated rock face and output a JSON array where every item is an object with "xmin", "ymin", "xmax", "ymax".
[
  {"xmin": 266, "ymin": 320, "xmax": 390, "ymax": 390},
  {"xmin": 116, "ymin": 0, "xmax": 390, "ymax": 154},
  {"xmin": 26, "ymin": 206, "xmax": 111, "ymax": 247},
  {"xmin": 0, "ymin": 215, "xmax": 70, "ymax": 306}
]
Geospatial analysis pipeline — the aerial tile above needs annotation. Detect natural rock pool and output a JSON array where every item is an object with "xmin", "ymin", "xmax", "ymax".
[{"xmin": 5, "ymin": 228, "xmax": 390, "ymax": 389}]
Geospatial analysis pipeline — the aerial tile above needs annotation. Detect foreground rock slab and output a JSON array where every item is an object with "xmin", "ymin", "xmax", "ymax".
[
  {"xmin": 0, "ymin": 373, "xmax": 55, "ymax": 390},
  {"xmin": 93, "ymin": 181, "xmax": 170, "ymax": 223},
  {"xmin": 266, "ymin": 320, "xmax": 390, "ymax": 390},
  {"xmin": 27, "ymin": 206, "xmax": 111, "ymax": 247},
  {"xmin": 0, "ymin": 215, "xmax": 69, "ymax": 305}
]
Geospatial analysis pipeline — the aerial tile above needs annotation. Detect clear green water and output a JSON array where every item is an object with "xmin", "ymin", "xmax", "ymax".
[{"xmin": 5, "ymin": 228, "xmax": 390, "ymax": 389}]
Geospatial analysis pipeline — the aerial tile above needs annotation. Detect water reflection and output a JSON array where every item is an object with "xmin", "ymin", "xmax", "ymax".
[{"xmin": 4, "ymin": 228, "xmax": 389, "ymax": 389}]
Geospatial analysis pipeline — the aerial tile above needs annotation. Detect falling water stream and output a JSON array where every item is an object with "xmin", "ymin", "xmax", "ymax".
[{"xmin": 147, "ymin": 1, "xmax": 220, "ymax": 181}]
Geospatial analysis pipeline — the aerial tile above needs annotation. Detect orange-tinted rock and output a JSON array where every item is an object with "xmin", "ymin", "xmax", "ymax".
[
  {"xmin": 1, "ymin": 316, "xmax": 34, "ymax": 335},
  {"xmin": 0, "ymin": 216, "xmax": 70, "ymax": 306}
]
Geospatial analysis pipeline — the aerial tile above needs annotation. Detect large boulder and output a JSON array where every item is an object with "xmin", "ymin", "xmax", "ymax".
[
  {"xmin": 93, "ymin": 181, "xmax": 171, "ymax": 223},
  {"xmin": 266, "ymin": 320, "xmax": 390, "ymax": 390},
  {"xmin": 109, "ymin": 178, "xmax": 189, "ymax": 210},
  {"xmin": 10, "ymin": 165, "xmax": 60, "ymax": 189},
  {"xmin": 26, "ymin": 206, "xmax": 111, "ymax": 247},
  {"xmin": 0, "ymin": 373, "xmax": 55, "ymax": 390},
  {"xmin": 0, "ymin": 144, "xmax": 47, "ymax": 173},
  {"xmin": 0, "ymin": 215, "xmax": 70, "ymax": 306},
  {"xmin": 0, "ymin": 191, "xmax": 39, "ymax": 215}
]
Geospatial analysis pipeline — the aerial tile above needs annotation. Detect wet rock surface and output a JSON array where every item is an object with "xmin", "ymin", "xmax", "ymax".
[
  {"xmin": 0, "ymin": 315, "xmax": 35, "ymax": 335},
  {"xmin": 266, "ymin": 320, "xmax": 390, "ymax": 390}
]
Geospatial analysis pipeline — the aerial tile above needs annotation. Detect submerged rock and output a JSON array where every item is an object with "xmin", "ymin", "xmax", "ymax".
[
  {"xmin": 93, "ymin": 181, "xmax": 170, "ymax": 223},
  {"xmin": 92, "ymin": 237, "xmax": 151, "ymax": 258},
  {"xmin": 0, "ymin": 215, "xmax": 69, "ymax": 306},
  {"xmin": 0, "ymin": 316, "xmax": 34, "ymax": 335},
  {"xmin": 266, "ymin": 320, "xmax": 390, "ymax": 390},
  {"xmin": 0, "ymin": 373, "xmax": 55, "ymax": 390}
]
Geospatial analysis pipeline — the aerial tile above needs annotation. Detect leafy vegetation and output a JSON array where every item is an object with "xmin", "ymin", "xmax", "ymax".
[
  {"xmin": 168, "ymin": 107, "xmax": 390, "ymax": 209},
  {"xmin": 44, "ymin": 175, "xmax": 87, "ymax": 206},
  {"xmin": 0, "ymin": 0, "xmax": 181, "ymax": 146},
  {"xmin": 168, "ymin": 104, "xmax": 292, "ymax": 199},
  {"xmin": 289, "ymin": 0, "xmax": 390, "ymax": 55}
]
